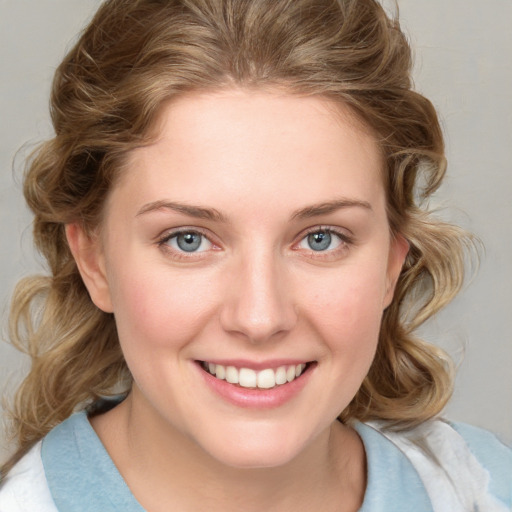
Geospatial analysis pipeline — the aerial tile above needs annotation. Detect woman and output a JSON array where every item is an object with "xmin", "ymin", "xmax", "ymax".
[{"xmin": 0, "ymin": 0, "xmax": 510, "ymax": 510}]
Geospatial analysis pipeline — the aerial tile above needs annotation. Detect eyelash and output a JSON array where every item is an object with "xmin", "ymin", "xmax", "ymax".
[
  {"xmin": 295, "ymin": 226, "xmax": 354, "ymax": 260},
  {"xmin": 156, "ymin": 226, "xmax": 354, "ymax": 261},
  {"xmin": 157, "ymin": 227, "xmax": 217, "ymax": 261}
]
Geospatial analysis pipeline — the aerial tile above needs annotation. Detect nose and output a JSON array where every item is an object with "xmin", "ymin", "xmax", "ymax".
[{"xmin": 220, "ymin": 249, "xmax": 298, "ymax": 344}]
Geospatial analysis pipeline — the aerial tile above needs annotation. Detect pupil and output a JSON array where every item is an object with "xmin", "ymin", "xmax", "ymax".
[
  {"xmin": 177, "ymin": 232, "xmax": 201, "ymax": 252},
  {"xmin": 308, "ymin": 231, "xmax": 331, "ymax": 251}
]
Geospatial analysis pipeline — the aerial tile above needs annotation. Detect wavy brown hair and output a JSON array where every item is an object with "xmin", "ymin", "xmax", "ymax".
[{"xmin": 2, "ymin": 0, "xmax": 473, "ymax": 476}]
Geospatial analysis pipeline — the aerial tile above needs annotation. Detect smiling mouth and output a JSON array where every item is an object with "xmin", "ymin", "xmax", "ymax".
[{"xmin": 199, "ymin": 361, "xmax": 314, "ymax": 390}]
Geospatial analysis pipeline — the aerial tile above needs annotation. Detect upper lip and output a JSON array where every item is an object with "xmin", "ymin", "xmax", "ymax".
[{"xmin": 197, "ymin": 359, "xmax": 314, "ymax": 371}]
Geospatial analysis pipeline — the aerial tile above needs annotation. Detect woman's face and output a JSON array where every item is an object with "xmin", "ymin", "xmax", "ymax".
[{"xmin": 80, "ymin": 89, "xmax": 407, "ymax": 468}]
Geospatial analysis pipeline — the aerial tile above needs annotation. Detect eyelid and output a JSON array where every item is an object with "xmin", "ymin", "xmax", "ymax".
[
  {"xmin": 156, "ymin": 226, "xmax": 221, "ymax": 259},
  {"xmin": 292, "ymin": 225, "xmax": 354, "ymax": 257},
  {"xmin": 154, "ymin": 224, "xmax": 354, "ymax": 261},
  {"xmin": 157, "ymin": 225, "xmax": 217, "ymax": 243},
  {"xmin": 298, "ymin": 225, "xmax": 354, "ymax": 243}
]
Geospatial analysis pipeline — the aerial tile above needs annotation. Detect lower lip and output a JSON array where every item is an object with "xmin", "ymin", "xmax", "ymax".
[{"xmin": 195, "ymin": 362, "xmax": 315, "ymax": 409}]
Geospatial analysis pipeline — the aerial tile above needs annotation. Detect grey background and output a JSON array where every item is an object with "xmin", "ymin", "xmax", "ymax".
[{"xmin": 1, "ymin": 0, "xmax": 511, "ymax": 459}]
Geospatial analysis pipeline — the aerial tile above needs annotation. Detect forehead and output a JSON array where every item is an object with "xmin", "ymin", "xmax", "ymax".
[{"xmin": 112, "ymin": 89, "xmax": 385, "ymax": 217}]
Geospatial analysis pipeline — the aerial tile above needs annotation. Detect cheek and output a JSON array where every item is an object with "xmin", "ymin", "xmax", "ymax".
[
  {"xmin": 307, "ymin": 263, "xmax": 387, "ymax": 321},
  {"xmin": 108, "ymin": 263, "xmax": 216, "ymax": 354},
  {"xmin": 293, "ymin": 264, "xmax": 387, "ymax": 419},
  {"xmin": 301, "ymin": 262, "xmax": 387, "ymax": 356}
]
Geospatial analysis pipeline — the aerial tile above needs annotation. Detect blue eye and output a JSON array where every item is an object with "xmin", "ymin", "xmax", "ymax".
[
  {"xmin": 298, "ymin": 229, "xmax": 344, "ymax": 252},
  {"xmin": 307, "ymin": 231, "xmax": 331, "ymax": 251},
  {"xmin": 166, "ymin": 231, "xmax": 213, "ymax": 253}
]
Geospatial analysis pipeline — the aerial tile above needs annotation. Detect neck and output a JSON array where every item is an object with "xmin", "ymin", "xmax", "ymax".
[{"xmin": 91, "ymin": 392, "xmax": 366, "ymax": 512}]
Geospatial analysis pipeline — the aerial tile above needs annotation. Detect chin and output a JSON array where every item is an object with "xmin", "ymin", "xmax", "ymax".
[
  {"xmin": 212, "ymin": 445, "xmax": 302, "ymax": 470},
  {"xmin": 194, "ymin": 423, "xmax": 315, "ymax": 470}
]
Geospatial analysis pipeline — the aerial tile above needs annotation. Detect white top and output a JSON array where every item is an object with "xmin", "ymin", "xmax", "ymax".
[
  {"xmin": 375, "ymin": 420, "xmax": 510, "ymax": 512},
  {"xmin": 0, "ymin": 442, "xmax": 57, "ymax": 512}
]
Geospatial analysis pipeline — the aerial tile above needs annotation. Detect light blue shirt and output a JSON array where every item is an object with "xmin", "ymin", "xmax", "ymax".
[{"xmin": 36, "ymin": 412, "xmax": 511, "ymax": 511}]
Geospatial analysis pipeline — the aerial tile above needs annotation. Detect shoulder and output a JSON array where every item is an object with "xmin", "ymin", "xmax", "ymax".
[
  {"xmin": 449, "ymin": 421, "xmax": 512, "ymax": 506},
  {"xmin": 0, "ymin": 442, "xmax": 58, "ymax": 512},
  {"xmin": 41, "ymin": 409, "xmax": 145, "ymax": 511},
  {"xmin": 372, "ymin": 419, "xmax": 512, "ymax": 511}
]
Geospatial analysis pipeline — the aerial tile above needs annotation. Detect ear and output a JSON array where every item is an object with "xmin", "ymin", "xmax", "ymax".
[
  {"xmin": 65, "ymin": 223, "xmax": 113, "ymax": 313},
  {"xmin": 383, "ymin": 233, "xmax": 409, "ymax": 308}
]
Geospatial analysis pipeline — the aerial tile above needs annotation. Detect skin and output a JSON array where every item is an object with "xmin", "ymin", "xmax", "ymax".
[{"xmin": 67, "ymin": 89, "xmax": 408, "ymax": 512}]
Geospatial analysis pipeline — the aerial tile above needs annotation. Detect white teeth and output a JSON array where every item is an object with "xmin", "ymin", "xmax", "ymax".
[
  {"xmin": 215, "ymin": 364, "xmax": 226, "ymax": 380},
  {"xmin": 203, "ymin": 362, "xmax": 308, "ymax": 389},
  {"xmin": 275, "ymin": 366, "xmax": 287, "ymax": 385},
  {"xmin": 239, "ymin": 368, "xmax": 257, "ymax": 388},
  {"xmin": 225, "ymin": 366, "xmax": 239, "ymax": 384},
  {"xmin": 257, "ymin": 369, "xmax": 275, "ymax": 389}
]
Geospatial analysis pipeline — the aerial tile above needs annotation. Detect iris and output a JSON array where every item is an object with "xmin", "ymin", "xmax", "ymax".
[
  {"xmin": 176, "ymin": 232, "xmax": 203, "ymax": 252},
  {"xmin": 307, "ymin": 231, "xmax": 332, "ymax": 251}
]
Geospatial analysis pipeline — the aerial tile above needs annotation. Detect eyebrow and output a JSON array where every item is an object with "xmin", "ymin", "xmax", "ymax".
[
  {"xmin": 136, "ymin": 200, "xmax": 228, "ymax": 222},
  {"xmin": 136, "ymin": 197, "xmax": 372, "ymax": 222},
  {"xmin": 290, "ymin": 198, "xmax": 373, "ymax": 220}
]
